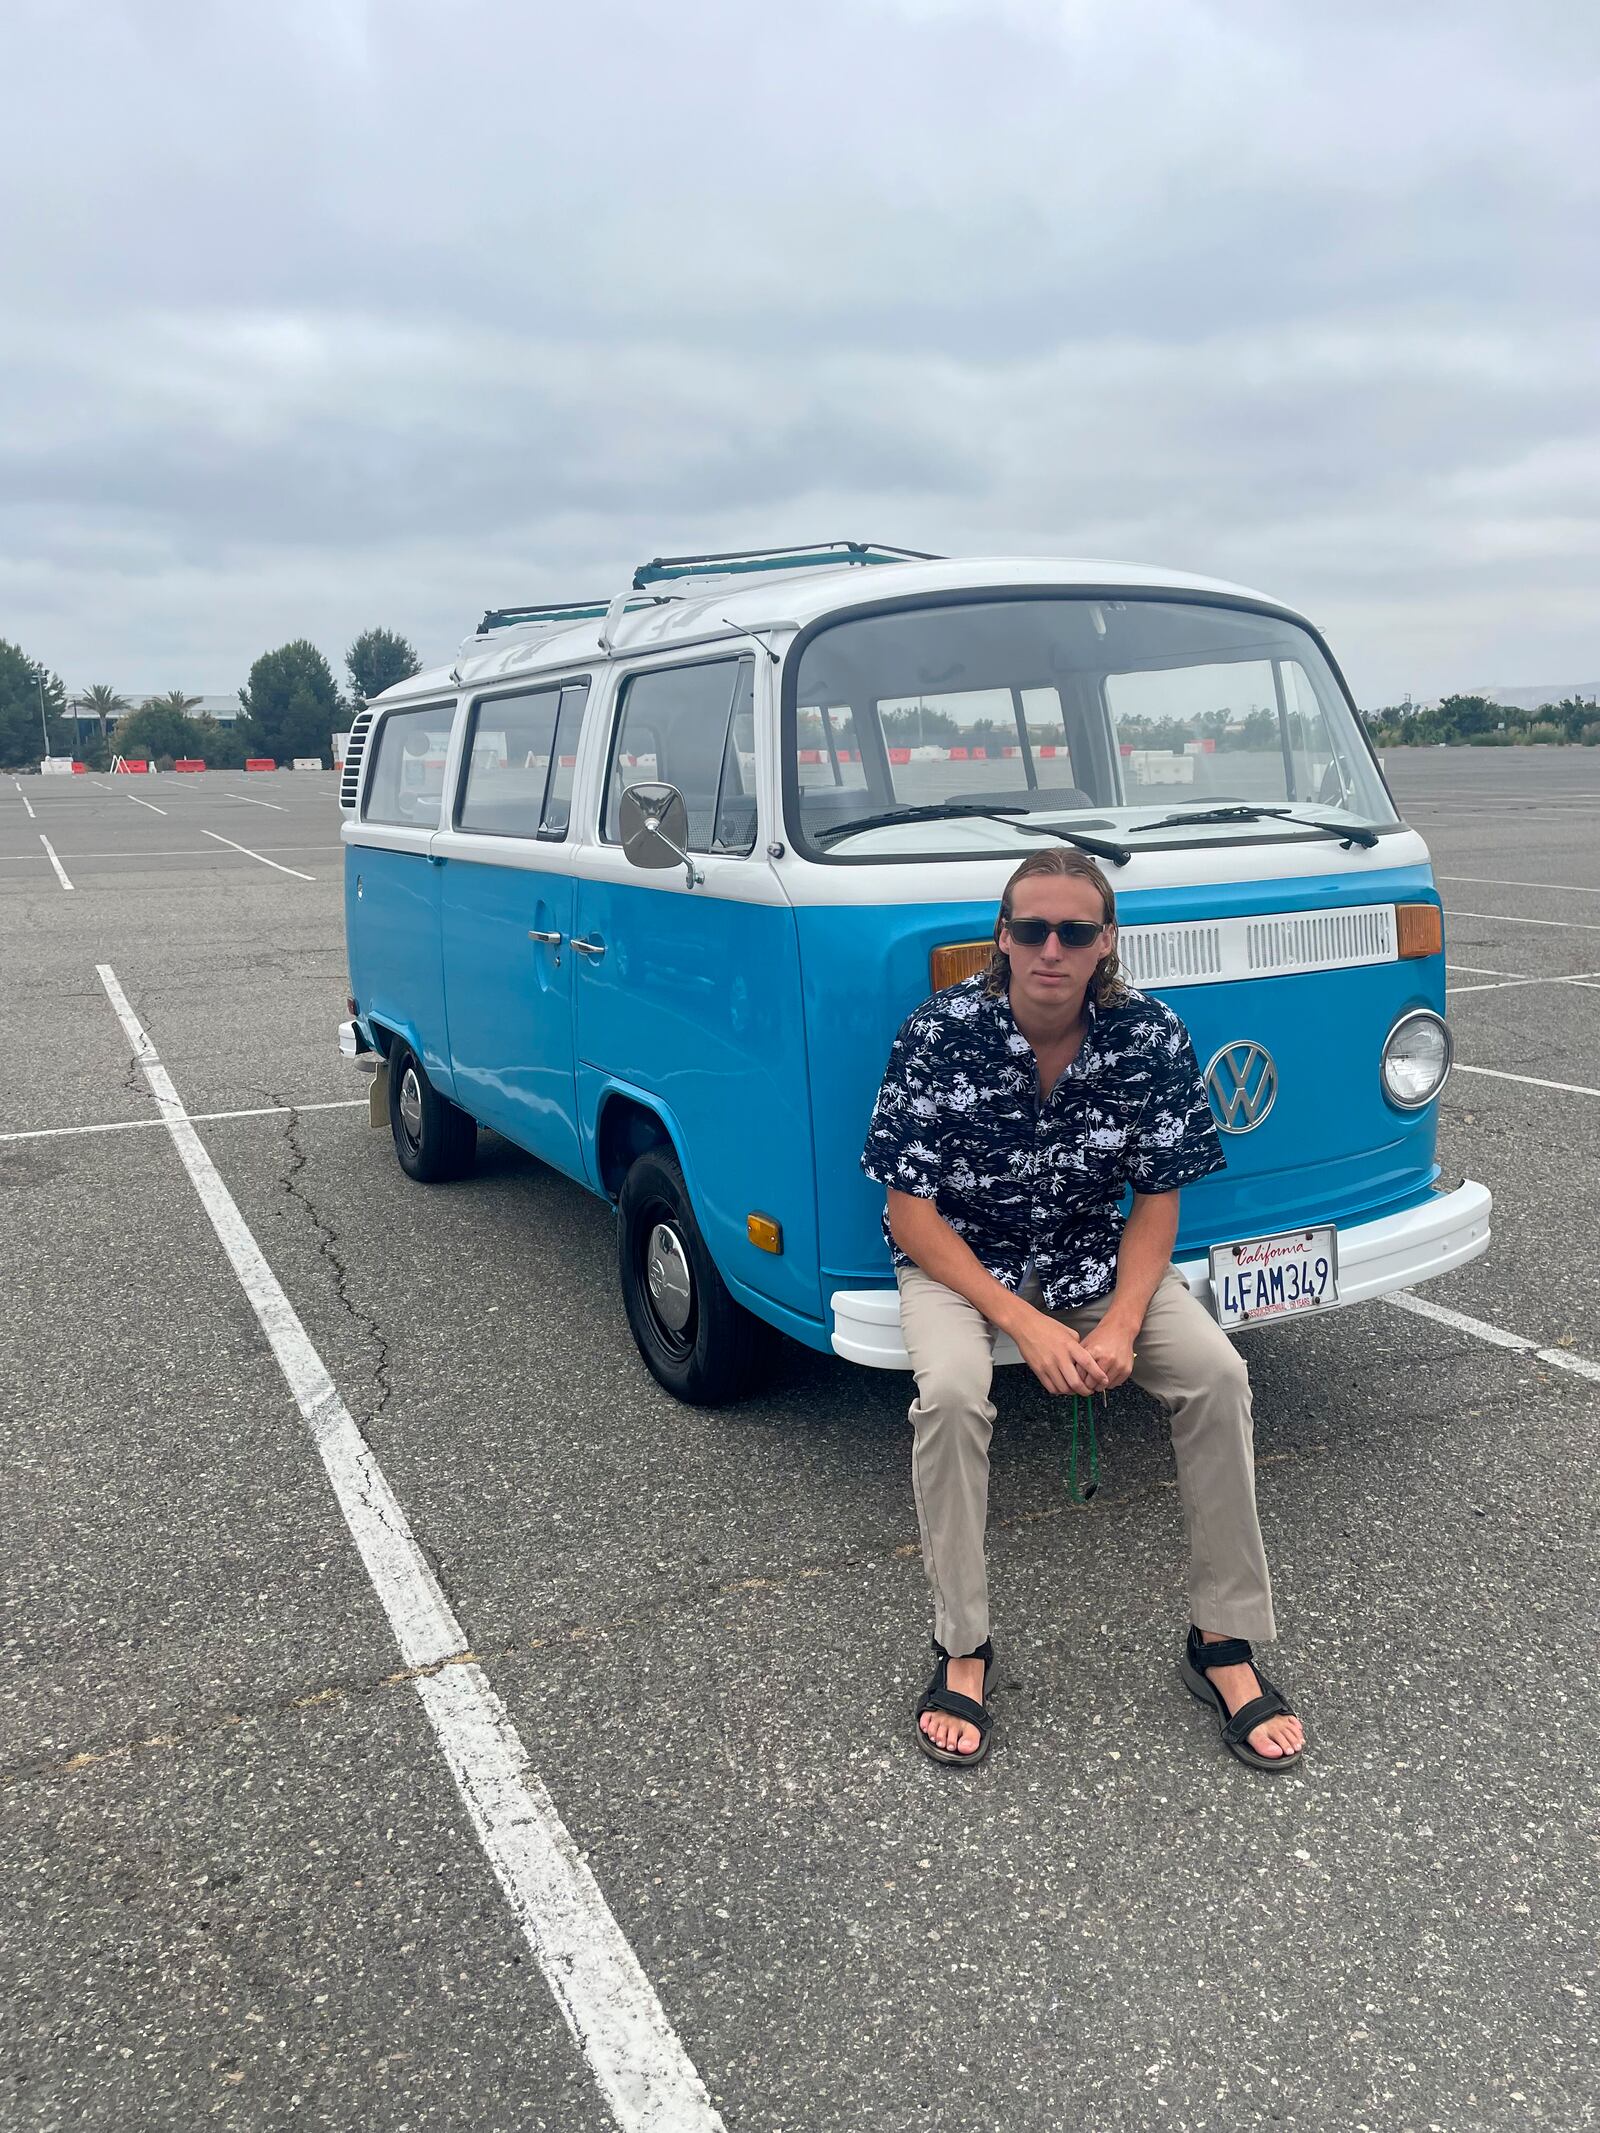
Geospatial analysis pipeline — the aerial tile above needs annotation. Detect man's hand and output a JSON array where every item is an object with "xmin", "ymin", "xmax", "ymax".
[
  {"xmin": 1010, "ymin": 1308, "xmax": 1110, "ymax": 1397},
  {"xmin": 1079, "ymin": 1315, "xmax": 1137, "ymax": 1390}
]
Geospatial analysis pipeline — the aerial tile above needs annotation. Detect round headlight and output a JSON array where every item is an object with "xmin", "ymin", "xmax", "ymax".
[{"xmin": 1382, "ymin": 1010, "xmax": 1452, "ymax": 1109}]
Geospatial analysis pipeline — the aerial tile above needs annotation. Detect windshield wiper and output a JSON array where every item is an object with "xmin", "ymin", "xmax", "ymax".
[
  {"xmin": 815, "ymin": 802, "xmax": 1026, "ymax": 847},
  {"xmin": 1125, "ymin": 804, "xmax": 1380, "ymax": 850},
  {"xmin": 815, "ymin": 802, "xmax": 1130, "ymax": 865}
]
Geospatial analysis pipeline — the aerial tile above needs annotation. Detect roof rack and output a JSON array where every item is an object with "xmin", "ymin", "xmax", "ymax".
[
  {"xmin": 631, "ymin": 540, "xmax": 939, "ymax": 589},
  {"xmin": 477, "ymin": 596, "xmax": 613, "ymax": 635},
  {"xmin": 472, "ymin": 541, "xmax": 940, "ymax": 650}
]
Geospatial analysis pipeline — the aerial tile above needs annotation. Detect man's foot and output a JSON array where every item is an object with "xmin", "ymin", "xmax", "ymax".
[
  {"xmin": 919, "ymin": 1654, "xmax": 987, "ymax": 1758},
  {"xmin": 1199, "ymin": 1629, "xmax": 1305, "ymax": 1760}
]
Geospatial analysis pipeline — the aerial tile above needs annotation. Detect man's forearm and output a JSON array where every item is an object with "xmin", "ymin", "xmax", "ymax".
[
  {"xmin": 888, "ymin": 1191, "xmax": 1038, "ymax": 1338},
  {"xmin": 1102, "ymin": 1190, "xmax": 1180, "ymax": 1333}
]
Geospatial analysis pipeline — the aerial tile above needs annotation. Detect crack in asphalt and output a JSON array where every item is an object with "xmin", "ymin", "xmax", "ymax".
[
  {"xmin": 119, "ymin": 1041, "xmax": 148, "ymax": 1105},
  {"xmin": 0, "ymin": 1648, "xmax": 487, "ymax": 1790},
  {"xmin": 268, "ymin": 1092, "xmax": 395, "ymax": 1429}
]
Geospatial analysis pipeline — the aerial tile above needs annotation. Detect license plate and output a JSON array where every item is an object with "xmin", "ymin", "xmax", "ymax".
[{"xmin": 1209, "ymin": 1224, "xmax": 1339, "ymax": 1329}]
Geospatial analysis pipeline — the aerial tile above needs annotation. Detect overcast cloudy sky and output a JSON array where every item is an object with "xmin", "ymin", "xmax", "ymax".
[{"xmin": 4, "ymin": 0, "xmax": 1596, "ymax": 703}]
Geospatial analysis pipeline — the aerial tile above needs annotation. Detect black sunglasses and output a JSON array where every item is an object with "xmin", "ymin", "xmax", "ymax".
[{"xmin": 1004, "ymin": 916, "xmax": 1107, "ymax": 949}]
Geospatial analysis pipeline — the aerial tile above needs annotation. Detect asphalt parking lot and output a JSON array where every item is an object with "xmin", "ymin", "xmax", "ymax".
[{"xmin": 3, "ymin": 753, "xmax": 1596, "ymax": 2132}]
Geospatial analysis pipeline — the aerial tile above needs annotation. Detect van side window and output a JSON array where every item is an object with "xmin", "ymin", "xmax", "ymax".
[
  {"xmin": 458, "ymin": 681, "xmax": 588, "ymax": 840},
  {"xmin": 715, "ymin": 662, "xmax": 757, "ymax": 853},
  {"xmin": 540, "ymin": 682, "xmax": 590, "ymax": 839},
  {"xmin": 363, "ymin": 706, "xmax": 454, "ymax": 828},
  {"xmin": 605, "ymin": 657, "xmax": 757, "ymax": 855}
]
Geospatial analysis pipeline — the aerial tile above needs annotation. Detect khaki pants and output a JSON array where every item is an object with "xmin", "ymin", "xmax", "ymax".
[{"xmin": 897, "ymin": 1262, "xmax": 1277, "ymax": 1656}]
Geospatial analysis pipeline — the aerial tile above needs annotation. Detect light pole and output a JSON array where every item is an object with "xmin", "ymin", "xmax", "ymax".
[{"xmin": 37, "ymin": 672, "xmax": 51, "ymax": 759}]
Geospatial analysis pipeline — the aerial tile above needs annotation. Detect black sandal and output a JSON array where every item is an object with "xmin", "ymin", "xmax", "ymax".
[
  {"xmin": 914, "ymin": 1637, "xmax": 995, "ymax": 1767},
  {"xmin": 1180, "ymin": 1625, "xmax": 1304, "ymax": 1774}
]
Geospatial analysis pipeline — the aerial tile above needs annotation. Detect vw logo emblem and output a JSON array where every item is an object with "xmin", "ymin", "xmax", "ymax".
[{"xmin": 1205, "ymin": 1040, "xmax": 1278, "ymax": 1133}]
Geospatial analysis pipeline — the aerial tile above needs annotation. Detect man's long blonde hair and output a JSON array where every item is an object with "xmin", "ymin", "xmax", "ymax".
[{"xmin": 982, "ymin": 847, "xmax": 1129, "ymax": 1005}]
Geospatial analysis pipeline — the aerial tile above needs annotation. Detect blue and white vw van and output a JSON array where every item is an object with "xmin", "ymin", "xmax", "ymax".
[{"xmin": 339, "ymin": 543, "xmax": 1490, "ymax": 1403}]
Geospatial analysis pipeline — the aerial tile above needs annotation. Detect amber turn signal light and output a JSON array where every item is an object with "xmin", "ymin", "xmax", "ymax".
[
  {"xmin": 747, "ymin": 1213, "xmax": 783, "ymax": 1254},
  {"xmin": 930, "ymin": 940, "xmax": 992, "ymax": 990},
  {"xmin": 1395, "ymin": 903, "xmax": 1443, "ymax": 960}
]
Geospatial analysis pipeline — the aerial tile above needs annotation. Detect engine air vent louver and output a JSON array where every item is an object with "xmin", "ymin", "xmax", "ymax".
[{"xmin": 339, "ymin": 708, "xmax": 377, "ymax": 811}]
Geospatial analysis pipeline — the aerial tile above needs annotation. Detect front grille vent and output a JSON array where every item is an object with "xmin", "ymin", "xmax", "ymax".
[
  {"xmin": 1244, "ymin": 905, "xmax": 1396, "ymax": 974},
  {"xmin": 1120, "ymin": 903, "xmax": 1398, "ymax": 990},
  {"xmin": 339, "ymin": 708, "xmax": 377, "ymax": 811},
  {"xmin": 1120, "ymin": 924, "xmax": 1225, "ymax": 986}
]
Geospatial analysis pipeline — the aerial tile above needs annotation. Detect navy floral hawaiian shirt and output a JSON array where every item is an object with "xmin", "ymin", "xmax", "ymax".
[{"xmin": 861, "ymin": 975, "xmax": 1225, "ymax": 1310}]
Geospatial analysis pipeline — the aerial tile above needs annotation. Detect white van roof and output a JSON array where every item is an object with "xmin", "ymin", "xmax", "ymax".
[{"xmin": 371, "ymin": 548, "xmax": 1304, "ymax": 708}]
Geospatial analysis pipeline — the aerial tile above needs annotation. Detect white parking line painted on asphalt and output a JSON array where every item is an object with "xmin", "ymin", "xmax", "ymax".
[
  {"xmin": 1450, "ymin": 908, "xmax": 1600, "ymax": 934},
  {"xmin": 0, "ymin": 1100, "xmax": 367, "ymax": 1144},
  {"xmin": 125, "ymin": 793, "xmax": 168, "ymax": 815},
  {"xmin": 224, "ymin": 791, "xmax": 288, "ymax": 810},
  {"xmin": 46, "ymin": 846, "xmax": 337, "ymax": 861},
  {"xmin": 199, "ymin": 829, "xmax": 315, "ymax": 880},
  {"xmin": 1388, "ymin": 1292, "xmax": 1600, "ymax": 1387},
  {"xmin": 1440, "ymin": 874, "xmax": 1600, "ymax": 896},
  {"xmin": 1447, "ymin": 971, "xmax": 1600, "ymax": 996},
  {"xmin": 1456, "ymin": 1063, "xmax": 1600, "ymax": 1098},
  {"xmin": 15, "ymin": 781, "xmax": 36, "ymax": 819},
  {"xmin": 94, "ymin": 962, "xmax": 725, "ymax": 2133},
  {"xmin": 1446, "ymin": 963, "xmax": 1518, "ymax": 978},
  {"xmin": 39, "ymin": 836, "xmax": 74, "ymax": 890}
]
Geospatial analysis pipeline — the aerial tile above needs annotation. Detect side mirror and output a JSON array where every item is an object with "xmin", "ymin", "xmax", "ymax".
[{"xmin": 619, "ymin": 782, "xmax": 702, "ymax": 890}]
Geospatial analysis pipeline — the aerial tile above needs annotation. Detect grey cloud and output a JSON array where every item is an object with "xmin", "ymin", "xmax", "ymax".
[{"xmin": 1, "ymin": 0, "xmax": 1596, "ymax": 697}]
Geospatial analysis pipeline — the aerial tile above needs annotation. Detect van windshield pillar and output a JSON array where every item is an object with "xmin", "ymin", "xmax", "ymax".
[
  {"xmin": 1009, "ymin": 688, "xmax": 1040, "ymax": 790},
  {"xmin": 1272, "ymin": 660, "xmax": 1298, "ymax": 801}
]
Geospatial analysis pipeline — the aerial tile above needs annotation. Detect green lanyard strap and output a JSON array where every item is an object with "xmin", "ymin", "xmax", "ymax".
[{"xmin": 1066, "ymin": 1393, "xmax": 1100, "ymax": 1505}]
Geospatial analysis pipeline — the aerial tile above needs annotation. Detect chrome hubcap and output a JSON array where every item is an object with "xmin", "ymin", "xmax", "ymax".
[
  {"xmin": 398, "ymin": 1066, "xmax": 424, "ymax": 1142},
  {"xmin": 645, "ymin": 1222, "xmax": 693, "ymax": 1333}
]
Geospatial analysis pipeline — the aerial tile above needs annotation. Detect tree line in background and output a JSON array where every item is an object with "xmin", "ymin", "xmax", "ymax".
[
  {"xmin": 809, "ymin": 696, "xmax": 1600, "ymax": 756},
  {"xmin": 0, "ymin": 628, "xmax": 422, "ymax": 772},
  {"xmin": 5, "ymin": 633, "xmax": 1598, "ymax": 772},
  {"xmin": 1361, "ymin": 694, "xmax": 1600, "ymax": 747}
]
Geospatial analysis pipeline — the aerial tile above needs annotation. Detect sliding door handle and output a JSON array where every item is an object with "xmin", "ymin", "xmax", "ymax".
[{"xmin": 527, "ymin": 929, "xmax": 563, "ymax": 946}]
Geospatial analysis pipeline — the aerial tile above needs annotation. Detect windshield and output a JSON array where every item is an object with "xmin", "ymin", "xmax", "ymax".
[{"xmin": 784, "ymin": 595, "xmax": 1397, "ymax": 859}]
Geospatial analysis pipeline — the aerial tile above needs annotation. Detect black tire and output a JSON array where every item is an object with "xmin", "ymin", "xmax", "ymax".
[
  {"xmin": 617, "ymin": 1145, "xmax": 772, "ymax": 1406},
  {"xmin": 387, "ymin": 1042, "xmax": 477, "ymax": 1183}
]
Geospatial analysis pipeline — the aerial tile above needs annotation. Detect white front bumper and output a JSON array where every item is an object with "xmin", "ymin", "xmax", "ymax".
[{"xmin": 829, "ymin": 1178, "xmax": 1492, "ymax": 1369}]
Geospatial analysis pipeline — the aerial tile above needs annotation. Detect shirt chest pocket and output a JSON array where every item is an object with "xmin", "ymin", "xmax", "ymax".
[{"xmin": 1043, "ymin": 1096, "xmax": 1138, "ymax": 1185}]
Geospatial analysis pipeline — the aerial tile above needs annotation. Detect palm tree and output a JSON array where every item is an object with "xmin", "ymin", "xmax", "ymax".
[
  {"xmin": 143, "ymin": 690, "xmax": 203, "ymax": 716},
  {"xmin": 74, "ymin": 683, "xmax": 128, "ymax": 751}
]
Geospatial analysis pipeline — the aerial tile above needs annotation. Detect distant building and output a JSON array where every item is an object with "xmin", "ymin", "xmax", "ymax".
[{"xmin": 66, "ymin": 693, "xmax": 241, "ymax": 738}]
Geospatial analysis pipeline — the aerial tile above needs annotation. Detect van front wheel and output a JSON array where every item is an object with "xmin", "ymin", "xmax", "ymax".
[
  {"xmin": 387, "ymin": 1043, "xmax": 477, "ymax": 1183},
  {"xmin": 617, "ymin": 1147, "xmax": 770, "ymax": 1406}
]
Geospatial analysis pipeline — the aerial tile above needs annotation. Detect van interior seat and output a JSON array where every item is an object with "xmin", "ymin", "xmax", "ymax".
[
  {"xmin": 947, "ymin": 785, "xmax": 1096, "ymax": 812},
  {"xmin": 711, "ymin": 796, "xmax": 758, "ymax": 852},
  {"xmin": 790, "ymin": 788, "xmax": 877, "ymax": 828}
]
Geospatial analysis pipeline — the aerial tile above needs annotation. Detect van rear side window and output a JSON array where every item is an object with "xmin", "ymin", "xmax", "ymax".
[
  {"xmin": 458, "ymin": 680, "xmax": 589, "ymax": 840},
  {"xmin": 363, "ymin": 706, "xmax": 454, "ymax": 828}
]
